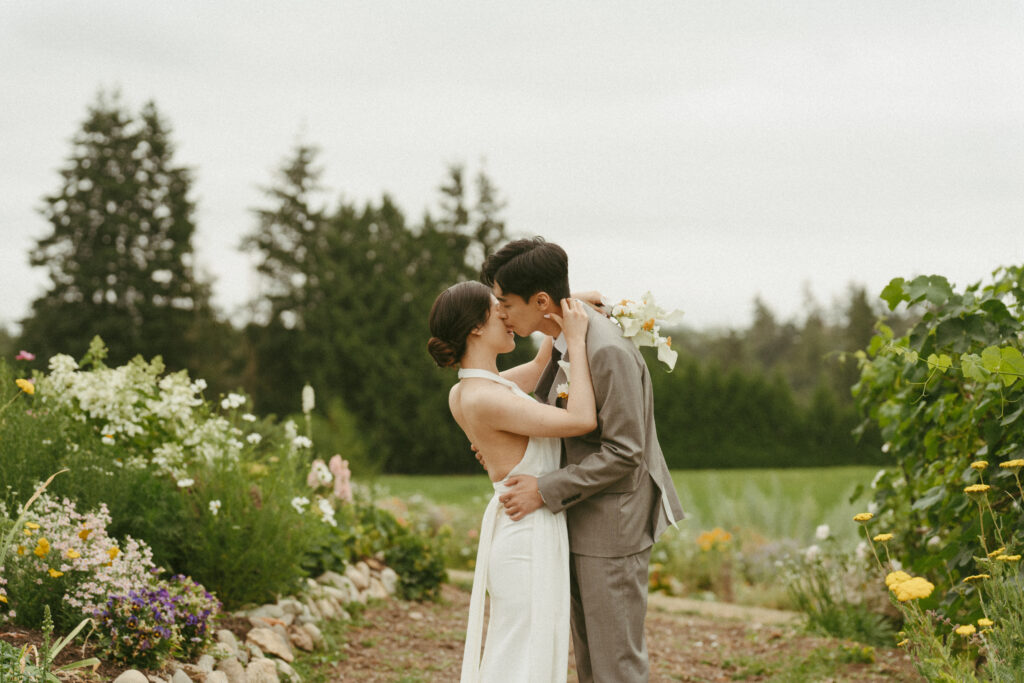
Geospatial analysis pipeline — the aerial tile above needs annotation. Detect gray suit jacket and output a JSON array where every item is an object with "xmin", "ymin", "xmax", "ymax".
[{"xmin": 536, "ymin": 306, "xmax": 685, "ymax": 557}]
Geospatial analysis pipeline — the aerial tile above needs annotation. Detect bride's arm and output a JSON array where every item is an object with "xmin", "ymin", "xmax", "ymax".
[
  {"xmin": 468, "ymin": 300, "xmax": 596, "ymax": 438},
  {"xmin": 499, "ymin": 335, "xmax": 553, "ymax": 394}
]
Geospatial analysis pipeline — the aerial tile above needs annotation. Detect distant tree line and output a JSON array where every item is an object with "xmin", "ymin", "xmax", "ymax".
[{"xmin": 10, "ymin": 91, "xmax": 896, "ymax": 472}]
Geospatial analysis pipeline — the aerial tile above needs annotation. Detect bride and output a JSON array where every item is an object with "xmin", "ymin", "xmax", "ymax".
[{"xmin": 427, "ymin": 281, "xmax": 596, "ymax": 683}]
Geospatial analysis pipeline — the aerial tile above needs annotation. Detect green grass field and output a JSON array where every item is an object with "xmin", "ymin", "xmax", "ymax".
[{"xmin": 368, "ymin": 466, "xmax": 879, "ymax": 545}]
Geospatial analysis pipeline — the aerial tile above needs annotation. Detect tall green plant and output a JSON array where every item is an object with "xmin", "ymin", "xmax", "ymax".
[{"xmin": 853, "ymin": 265, "xmax": 1024, "ymax": 609}]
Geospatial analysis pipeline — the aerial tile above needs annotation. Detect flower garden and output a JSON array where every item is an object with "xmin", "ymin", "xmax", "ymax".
[{"xmin": 0, "ymin": 337, "xmax": 447, "ymax": 680}]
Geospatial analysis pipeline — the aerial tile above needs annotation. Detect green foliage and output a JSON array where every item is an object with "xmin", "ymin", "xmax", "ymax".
[
  {"xmin": 852, "ymin": 265, "xmax": 1024, "ymax": 609},
  {"xmin": 19, "ymin": 90, "xmax": 217, "ymax": 373}
]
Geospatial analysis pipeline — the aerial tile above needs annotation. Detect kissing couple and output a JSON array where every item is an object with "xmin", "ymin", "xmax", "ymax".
[{"xmin": 427, "ymin": 237, "xmax": 685, "ymax": 682}]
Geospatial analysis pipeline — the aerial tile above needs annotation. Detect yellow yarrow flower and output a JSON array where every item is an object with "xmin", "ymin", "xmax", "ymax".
[
  {"xmin": 955, "ymin": 624, "xmax": 976, "ymax": 637},
  {"xmin": 963, "ymin": 574, "xmax": 990, "ymax": 583},
  {"xmin": 47, "ymin": 568, "xmax": 63, "ymax": 578},
  {"xmin": 24, "ymin": 522, "xmax": 39, "ymax": 530},
  {"xmin": 66, "ymin": 549, "xmax": 80, "ymax": 559},
  {"xmin": 964, "ymin": 484, "xmax": 990, "ymax": 494},
  {"xmin": 896, "ymin": 639, "xmax": 908, "ymax": 647},
  {"xmin": 33, "ymin": 538, "xmax": 50, "ymax": 558},
  {"xmin": 970, "ymin": 460, "xmax": 988, "ymax": 470},
  {"xmin": 885, "ymin": 571, "xmax": 912, "ymax": 588},
  {"xmin": 853, "ymin": 512, "xmax": 873, "ymax": 523},
  {"xmin": 978, "ymin": 618, "xmax": 994, "ymax": 627},
  {"xmin": 79, "ymin": 526, "xmax": 92, "ymax": 540},
  {"xmin": 999, "ymin": 459, "xmax": 1024, "ymax": 471},
  {"xmin": 16, "ymin": 545, "xmax": 25, "ymax": 556},
  {"xmin": 987, "ymin": 546, "xmax": 1006, "ymax": 558},
  {"xmin": 873, "ymin": 533, "xmax": 894, "ymax": 542},
  {"xmin": 15, "ymin": 379, "xmax": 34, "ymax": 395},
  {"xmin": 891, "ymin": 577, "xmax": 935, "ymax": 602},
  {"xmin": 996, "ymin": 554, "xmax": 1021, "ymax": 562},
  {"xmin": 0, "ymin": 595, "xmax": 6, "ymax": 604},
  {"xmin": 696, "ymin": 527, "xmax": 732, "ymax": 551}
]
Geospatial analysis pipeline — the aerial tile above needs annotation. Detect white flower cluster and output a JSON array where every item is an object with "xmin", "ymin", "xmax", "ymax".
[
  {"xmin": 37, "ymin": 348, "xmax": 262, "ymax": 480},
  {"xmin": 609, "ymin": 292, "xmax": 684, "ymax": 371}
]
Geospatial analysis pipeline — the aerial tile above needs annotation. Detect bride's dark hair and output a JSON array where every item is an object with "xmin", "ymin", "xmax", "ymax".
[{"xmin": 427, "ymin": 281, "xmax": 494, "ymax": 368}]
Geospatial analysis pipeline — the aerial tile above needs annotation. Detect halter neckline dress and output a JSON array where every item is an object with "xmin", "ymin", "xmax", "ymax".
[{"xmin": 457, "ymin": 368, "xmax": 570, "ymax": 683}]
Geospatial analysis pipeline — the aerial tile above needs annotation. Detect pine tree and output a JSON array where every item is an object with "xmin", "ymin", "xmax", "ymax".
[{"xmin": 20, "ymin": 91, "xmax": 212, "ymax": 369}]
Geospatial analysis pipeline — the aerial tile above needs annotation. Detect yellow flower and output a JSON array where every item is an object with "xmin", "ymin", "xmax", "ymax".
[
  {"xmin": 885, "ymin": 570, "xmax": 912, "ymax": 588},
  {"xmin": 996, "ymin": 554, "xmax": 1021, "ymax": 563},
  {"xmin": 33, "ymin": 537, "xmax": 50, "ymax": 558},
  {"xmin": 970, "ymin": 460, "xmax": 988, "ymax": 470},
  {"xmin": 696, "ymin": 527, "xmax": 733, "ymax": 551},
  {"xmin": 999, "ymin": 459, "xmax": 1024, "ymax": 471},
  {"xmin": 987, "ymin": 547, "xmax": 1006, "ymax": 558},
  {"xmin": 891, "ymin": 576, "xmax": 934, "ymax": 602},
  {"xmin": 23, "ymin": 528, "xmax": 32, "ymax": 536},
  {"xmin": 15, "ymin": 379, "xmax": 34, "ymax": 395},
  {"xmin": 0, "ymin": 595, "xmax": 6, "ymax": 604},
  {"xmin": 896, "ymin": 639, "xmax": 908, "ymax": 647},
  {"xmin": 24, "ymin": 522, "xmax": 39, "ymax": 530},
  {"xmin": 964, "ymin": 484, "xmax": 990, "ymax": 494},
  {"xmin": 955, "ymin": 624, "xmax": 976, "ymax": 637},
  {"xmin": 108, "ymin": 547, "xmax": 120, "ymax": 560},
  {"xmin": 79, "ymin": 526, "xmax": 92, "ymax": 540},
  {"xmin": 978, "ymin": 618, "xmax": 994, "ymax": 627},
  {"xmin": 873, "ymin": 533, "xmax": 894, "ymax": 542},
  {"xmin": 66, "ymin": 549, "xmax": 80, "ymax": 559},
  {"xmin": 16, "ymin": 545, "xmax": 25, "ymax": 556},
  {"xmin": 853, "ymin": 512, "xmax": 873, "ymax": 523},
  {"xmin": 962, "ymin": 574, "xmax": 990, "ymax": 583},
  {"xmin": 556, "ymin": 383, "xmax": 569, "ymax": 400},
  {"xmin": 47, "ymin": 569, "xmax": 63, "ymax": 578}
]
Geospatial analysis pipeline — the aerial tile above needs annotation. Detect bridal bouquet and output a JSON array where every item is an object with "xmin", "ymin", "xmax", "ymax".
[{"xmin": 609, "ymin": 292, "xmax": 684, "ymax": 371}]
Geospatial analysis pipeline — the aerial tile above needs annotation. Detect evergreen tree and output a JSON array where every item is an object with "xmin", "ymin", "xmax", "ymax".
[{"xmin": 20, "ymin": 91, "xmax": 212, "ymax": 369}]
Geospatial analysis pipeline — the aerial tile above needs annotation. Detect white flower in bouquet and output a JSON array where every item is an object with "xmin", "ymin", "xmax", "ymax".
[{"xmin": 609, "ymin": 292, "xmax": 684, "ymax": 371}]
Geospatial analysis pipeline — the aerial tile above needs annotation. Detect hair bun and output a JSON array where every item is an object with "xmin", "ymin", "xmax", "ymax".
[{"xmin": 427, "ymin": 337, "xmax": 458, "ymax": 368}]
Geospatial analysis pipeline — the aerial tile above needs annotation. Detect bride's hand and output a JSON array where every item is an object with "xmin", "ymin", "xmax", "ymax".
[{"xmin": 549, "ymin": 298, "xmax": 589, "ymax": 344}]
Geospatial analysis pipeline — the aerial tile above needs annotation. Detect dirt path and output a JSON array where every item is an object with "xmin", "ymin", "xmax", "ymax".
[{"xmin": 326, "ymin": 578, "xmax": 922, "ymax": 682}]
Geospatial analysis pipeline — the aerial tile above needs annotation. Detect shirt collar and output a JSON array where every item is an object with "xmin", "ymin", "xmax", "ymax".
[{"xmin": 553, "ymin": 333, "xmax": 567, "ymax": 355}]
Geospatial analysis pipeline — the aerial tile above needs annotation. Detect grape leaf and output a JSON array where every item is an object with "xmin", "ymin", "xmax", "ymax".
[{"xmin": 880, "ymin": 278, "xmax": 906, "ymax": 310}]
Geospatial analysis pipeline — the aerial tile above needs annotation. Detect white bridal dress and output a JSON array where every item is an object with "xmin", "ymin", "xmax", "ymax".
[{"xmin": 457, "ymin": 369, "xmax": 570, "ymax": 683}]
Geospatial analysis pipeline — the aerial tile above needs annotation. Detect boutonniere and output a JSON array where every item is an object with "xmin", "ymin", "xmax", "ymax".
[
  {"xmin": 556, "ymin": 359, "xmax": 571, "ymax": 399},
  {"xmin": 610, "ymin": 292, "xmax": 684, "ymax": 371}
]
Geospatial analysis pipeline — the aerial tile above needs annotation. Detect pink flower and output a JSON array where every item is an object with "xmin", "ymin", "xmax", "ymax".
[
  {"xmin": 329, "ymin": 455, "xmax": 352, "ymax": 502},
  {"xmin": 306, "ymin": 459, "xmax": 331, "ymax": 489},
  {"xmin": 16, "ymin": 350, "xmax": 35, "ymax": 361}
]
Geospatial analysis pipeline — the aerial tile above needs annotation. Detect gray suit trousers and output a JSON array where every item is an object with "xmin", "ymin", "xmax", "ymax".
[{"xmin": 570, "ymin": 548, "xmax": 652, "ymax": 683}]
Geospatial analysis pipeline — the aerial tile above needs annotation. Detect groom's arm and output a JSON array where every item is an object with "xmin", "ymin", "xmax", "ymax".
[{"xmin": 537, "ymin": 343, "xmax": 645, "ymax": 512}]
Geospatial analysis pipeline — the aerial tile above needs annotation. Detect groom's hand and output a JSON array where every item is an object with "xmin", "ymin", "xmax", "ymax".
[
  {"xmin": 471, "ymin": 444, "xmax": 487, "ymax": 472},
  {"xmin": 499, "ymin": 475, "xmax": 542, "ymax": 521}
]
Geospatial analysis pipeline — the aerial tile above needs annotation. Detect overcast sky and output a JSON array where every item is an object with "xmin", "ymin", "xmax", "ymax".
[{"xmin": 2, "ymin": 1, "xmax": 1023, "ymax": 334}]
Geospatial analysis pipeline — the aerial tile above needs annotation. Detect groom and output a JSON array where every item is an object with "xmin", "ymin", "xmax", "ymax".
[{"xmin": 481, "ymin": 237, "xmax": 685, "ymax": 683}]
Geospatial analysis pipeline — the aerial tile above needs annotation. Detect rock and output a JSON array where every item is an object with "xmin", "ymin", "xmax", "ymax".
[
  {"xmin": 321, "ymin": 585, "xmax": 350, "ymax": 604},
  {"xmin": 196, "ymin": 655, "xmax": 216, "ymax": 673},
  {"xmin": 289, "ymin": 626, "xmax": 314, "ymax": 652},
  {"xmin": 301, "ymin": 622, "xmax": 324, "ymax": 648},
  {"xmin": 114, "ymin": 672, "xmax": 149, "ymax": 683},
  {"xmin": 249, "ymin": 615, "xmax": 289, "ymax": 630},
  {"xmin": 216, "ymin": 629, "xmax": 240, "ymax": 657},
  {"xmin": 247, "ymin": 642, "xmax": 265, "ymax": 660},
  {"xmin": 206, "ymin": 673, "xmax": 229, "ymax": 683},
  {"xmin": 316, "ymin": 598, "xmax": 337, "ymax": 620},
  {"xmin": 247, "ymin": 626, "xmax": 294, "ymax": 662},
  {"xmin": 216, "ymin": 657, "xmax": 247, "ymax": 683},
  {"xmin": 275, "ymin": 658, "xmax": 302, "ymax": 682},
  {"xmin": 380, "ymin": 567, "xmax": 399, "ymax": 595},
  {"xmin": 302, "ymin": 598, "xmax": 322, "ymax": 621},
  {"xmin": 316, "ymin": 570, "xmax": 346, "ymax": 588},
  {"xmin": 364, "ymin": 556, "xmax": 385, "ymax": 571},
  {"xmin": 246, "ymin": 658, "xmax": 280, "ymax": 683},
  {"xmin": 368, "ymin": 577, "xmax": 389, "ymax": 600},
  {"xmin": 277, "ymin": 597, "xmax": 305, "ymax": 616},
  {"xmin": 248, "ymin": 603, "xmax": 286, "ymax": 619},
  {"xmin": 181, "ymin": 663, "xmax": 210, "ymax": 680},
  {"xmin": 146, "ymin": 676, "xmax": 169, "ymax": 683},
  {"xmin": 355, "ymin": 561, "xmax": 372, "ymax": 584},
  {"xmin": 171, "ymin": 670, "xmax": 193, "ymax": 683},
  {"xmin": 344, "ymin": 563, "xmax": 369, "ymax": 591}
]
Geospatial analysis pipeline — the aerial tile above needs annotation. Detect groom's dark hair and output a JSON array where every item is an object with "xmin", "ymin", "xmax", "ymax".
[{"xmin": 481, "ymin": 237, "xmax": 571, "ymax": 304}]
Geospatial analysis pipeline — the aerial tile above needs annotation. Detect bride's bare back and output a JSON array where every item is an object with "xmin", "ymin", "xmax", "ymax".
[{"xmin": 450, "ymin": 380, "xmax": 530, "ymax": 482}]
